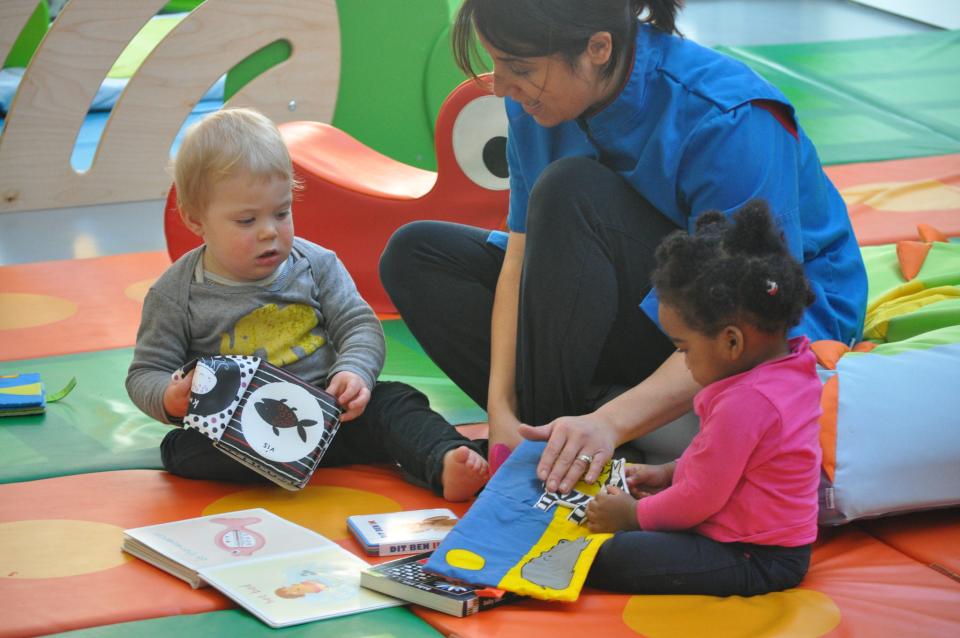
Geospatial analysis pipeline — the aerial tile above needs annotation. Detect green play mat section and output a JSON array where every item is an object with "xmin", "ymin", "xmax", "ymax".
[
  {"xmin": 0, "ymin": 320, "xmax": 484, "ymax": 485},
  {"xmin": 718, "ymin": 30, "xmax": 960, "ymax": 166},
  {"xmin": 49, "ymin": 607, "xmax": 443, "ymax": 637}
]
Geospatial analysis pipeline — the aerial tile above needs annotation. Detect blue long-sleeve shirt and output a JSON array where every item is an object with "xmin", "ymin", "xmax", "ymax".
[{"xmin": 491, "ymin": 24, "xmax": 866, "ymax": 343}]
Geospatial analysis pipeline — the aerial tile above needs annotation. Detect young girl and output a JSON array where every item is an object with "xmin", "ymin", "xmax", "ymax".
[{"xmin": 585, "ymin": 200, "xmax": 821, "ymax": 597}]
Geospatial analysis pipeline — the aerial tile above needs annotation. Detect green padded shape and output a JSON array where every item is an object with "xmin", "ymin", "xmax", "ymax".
[
  {"xmin": 718, "ymin": 31, "xmax": 960, "ymax": 166},
  {"xmin": 48, "ymin": 607, "xmax": 443, "ymax": 637},
  {"xmin": 381, "ymin": 319, "xmax": 486, "ymax": 425},
  {"xmin": 0, "ymin": 321, "xmax": 482, "ymax": 483},
  {"xmin": 108, "ymin": 15, "xmax": 182, "ymax": 79},
  {"xmin": 3, "ymin": 1, "xmax": 49, "ymax": 69},
  {"xmin": 223, "ymin": 40, "xmax": 292, "ymax": 102},
  {"xmin": 0, "ymin": 348, "xmax": 166, "ymax": 484},
  {"xmin": 160, "ymin": 0, "xmax": 204, "ymax": 14},
  {"xmin": 223, "ymin": 0, "xmax": 471, "ymax": 170}
]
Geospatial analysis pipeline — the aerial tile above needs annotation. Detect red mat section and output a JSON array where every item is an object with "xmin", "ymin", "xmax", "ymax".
[
  {"xmin": 825, "ymin": 154, "xmax": 960, "ymax": 246},
  {"xmin": 0, "ymin": 251, "xmax": 170, "ymax": 362},
  {"xmin": 412, "ymin": 525, "xmax": 960, "ymax": 638},
  {"xmin": 861, "ymin": 508, "xmax": 960, "ymax": 583},
  {"xmin": 0, "ymin": 466, "xmax": 463, "ymax": 638},
  {"xmin": 1, "ymin": 469, "xmax": 957, "ymax": 638}
]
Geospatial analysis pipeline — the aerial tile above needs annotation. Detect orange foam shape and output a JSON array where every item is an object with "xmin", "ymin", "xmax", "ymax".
[
  {"xmin": 810, "ymin": 340, "xmax": 850, "ymax": 370},
  {"xmin": 819, "ymin": 375, "xmax": 839, "ymax": 483},
  {"xmin": 917, "ymin": 223, "xmax": 949, "ymax": 243},
  {"xmin": 852, "ymin": 341, "xmax": 878, "ymax": 353},
  {"xmin": 896, "ymin": 241, "xmax": 932, "ymax": 281}
]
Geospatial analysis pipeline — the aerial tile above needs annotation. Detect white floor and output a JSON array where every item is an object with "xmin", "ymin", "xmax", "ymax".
[{"xmin": 0, "ymin": 0, "xmax": 939, "ymax": 267}]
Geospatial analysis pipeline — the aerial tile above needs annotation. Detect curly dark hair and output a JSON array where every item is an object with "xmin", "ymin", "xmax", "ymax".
[{"xmin": 651, "ymin": 200, "xmax": 815, "ymax": 336}]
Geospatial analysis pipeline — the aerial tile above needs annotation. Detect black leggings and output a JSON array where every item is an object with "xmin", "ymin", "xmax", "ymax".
[
  {"xmin": 380, "ymin": 157, "xmax": 679, "ymax": 425},
  {"xmin": 588, "ymin": 531, "xmax": 812, "ymax": 597}
]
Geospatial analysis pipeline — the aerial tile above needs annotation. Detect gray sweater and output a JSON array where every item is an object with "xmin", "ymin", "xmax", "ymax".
[{"xmin": 126, "ymin": 238, "xmax": 385, "ymax": 424}]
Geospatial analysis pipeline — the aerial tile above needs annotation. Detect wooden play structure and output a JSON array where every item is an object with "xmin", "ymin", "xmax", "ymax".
[{"xmin": 0, "ymin": 0, "xmax": 339, "ymax": 213}]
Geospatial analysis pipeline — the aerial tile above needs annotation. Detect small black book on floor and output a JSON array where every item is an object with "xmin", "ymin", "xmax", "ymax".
[
  {"xmin": 176, "ymin": 355, "xmax": 341, "ymax": 490},
  {"xmin": 360, "ymin": 552, "xmax": 517, "ymax": 617}
]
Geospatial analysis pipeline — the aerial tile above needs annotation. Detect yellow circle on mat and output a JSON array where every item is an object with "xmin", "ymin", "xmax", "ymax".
[
  {"xmin": 0, "ymin": 293, "xmax": 77, "ymax": 330},
  {"xmin": 623, "ymin": 589, "xmax": 840, "ymax": 638},
  {"xmin": 124, "ymin": 278, "xmax": 156, "ymax": 303},
  {"xmin": 204, "ymin": 486, "xmax": 402, "ymax": 540},
  {"xmin": 0, "ymin": 520, "xmax": 129, "ymax": 579}
]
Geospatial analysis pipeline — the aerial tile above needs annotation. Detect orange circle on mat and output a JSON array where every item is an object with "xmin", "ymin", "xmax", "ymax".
[
  {"xmin": 0, "ymin": 293, "xmax": 77, "ymax": 330},
  {"xmin": 203, "ymin": 486, "xmax": 401, "ymax": 540},
  {"xmin": 124, "ymin": 278, "xmax": 156, "ymax": 303},
  {"xmin": 0, "ymin": 520, "xmax": 129, "ymax": 579},
  {"xmin": 622, "ymin": 588, "xmax": 840, "ymax": 638}
]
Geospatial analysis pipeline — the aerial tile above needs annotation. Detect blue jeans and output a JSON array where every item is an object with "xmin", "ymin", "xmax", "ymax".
[{"xmin": 587, "ymin": 530, "xmax": 812, "ymax": 596}]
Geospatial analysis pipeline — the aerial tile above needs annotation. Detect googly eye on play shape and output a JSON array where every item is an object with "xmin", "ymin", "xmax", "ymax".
[{"xmin": 451, "ymin": 94, "xmax": 510, "ymax": 191}]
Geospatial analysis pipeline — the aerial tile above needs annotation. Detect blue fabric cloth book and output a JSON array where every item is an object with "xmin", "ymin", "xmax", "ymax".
[{"xmin": 0, "ymin": 374, "xmax": 77, "ymax": 417}]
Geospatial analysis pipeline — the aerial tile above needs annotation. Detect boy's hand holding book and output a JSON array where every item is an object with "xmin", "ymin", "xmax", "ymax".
[
  {"xmin": 325, "ymin": 371, "xmax": 370, "ymax": 422},
  {"xmin": 163, "ymin": 368, "xmax": 194, "ymax": 419}
]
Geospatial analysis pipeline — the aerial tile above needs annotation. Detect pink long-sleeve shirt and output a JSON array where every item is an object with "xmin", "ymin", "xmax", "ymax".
[{"xmin": 636, "ymin": 336, "xmax": 822, "ymax": 546}]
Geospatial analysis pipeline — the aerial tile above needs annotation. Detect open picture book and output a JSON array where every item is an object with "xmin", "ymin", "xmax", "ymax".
[
  {"xmin": 122, "ymin": 508, "xmax": 401, "ymax": 628},
  {"xmin": 176, "ymin": 356, "xmax": 342, "ymax": 490}
]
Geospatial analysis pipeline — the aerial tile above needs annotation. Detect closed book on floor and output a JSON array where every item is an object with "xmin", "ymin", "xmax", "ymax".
[
  {"xmin": 360, "ymin": 552, "xmax": 516, "ymax": 617},
  {"xmin": 347, "ymin": 508, "xmax": 458, "ymax": 556}
]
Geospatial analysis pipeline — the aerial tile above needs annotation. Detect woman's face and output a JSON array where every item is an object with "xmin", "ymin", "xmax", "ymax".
[{"xmin": 479, "ymin": 33, "xmax": 612, "ymax": 128}]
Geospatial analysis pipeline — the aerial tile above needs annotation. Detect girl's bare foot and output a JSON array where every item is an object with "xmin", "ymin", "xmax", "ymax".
[{"xmin": 441, "ymin": 446, "xmax": 489, "ymax": 502}]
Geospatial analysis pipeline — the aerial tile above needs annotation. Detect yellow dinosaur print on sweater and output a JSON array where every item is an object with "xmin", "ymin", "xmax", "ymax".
[{"xmin": 220, "ymin": 304, "xmax": 326, "ymax": 365}]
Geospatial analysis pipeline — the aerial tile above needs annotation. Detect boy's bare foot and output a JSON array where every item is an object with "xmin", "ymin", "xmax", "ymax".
[{"xmin": 441, "ymin": 446, "xmax": 489, "ymax": 502}]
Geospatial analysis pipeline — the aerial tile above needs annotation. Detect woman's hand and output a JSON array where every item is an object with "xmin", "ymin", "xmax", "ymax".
[
  {"xmin": 519, "ymin": 412, "xmax": 618, "ymax": 493},
  {"xmin": 326, "ymin": 371, "xmax": 371, "ymax": 422},
  {"xmin": 586, "ymin": 485, "xmax": 639, "ymax": 533},
  {"xmin": 625, "ymin": 461, "xmax": 675, "ymax": 498}
]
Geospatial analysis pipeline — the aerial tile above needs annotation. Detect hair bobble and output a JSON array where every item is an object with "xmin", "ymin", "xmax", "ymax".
[{"xmin": 765, "ymin": 279, "xmax": 779, "ymax": 296}]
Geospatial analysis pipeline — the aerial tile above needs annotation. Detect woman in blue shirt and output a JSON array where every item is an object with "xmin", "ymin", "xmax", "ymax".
[{"xmin": 380, "ymin": 0, "xmax": 866, "ymax": 493}]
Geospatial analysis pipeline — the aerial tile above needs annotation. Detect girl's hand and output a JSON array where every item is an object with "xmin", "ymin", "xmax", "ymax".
[
  {"xmin": 586, "ymin": 485, "xmax": 640, "ymax": 533},
  {"xmin": 162, "ymin": 369, "xmax": 194, "ymax": 419},
  {"xmin": 625, "ymin": 462, "xmax": 675, "ymax": 498},
  {"xmin": 326, "ymin": 371, "xmax": 371, "ymax": 422}
]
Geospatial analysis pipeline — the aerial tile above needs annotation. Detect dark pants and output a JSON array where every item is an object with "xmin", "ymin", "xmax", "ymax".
[
  {"xmin": 587, "ymin": 531, "xmax": 812, "ymax": 596},
  {"xmin": 380, "ymin": 157, "xmax": 679, "ymax": 424},
  {"xmin": 161, "ymin": 381, "xmax": 486, "ymax": 495}
]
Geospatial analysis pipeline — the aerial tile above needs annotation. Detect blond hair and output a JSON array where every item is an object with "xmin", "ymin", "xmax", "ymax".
[{"xmin": 173, "ymin": 107, "xmax": 300, "ymax": 217}]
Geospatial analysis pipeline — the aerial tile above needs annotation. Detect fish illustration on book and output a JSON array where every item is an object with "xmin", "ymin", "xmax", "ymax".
[
  {"xmin": 255, "ymin": 397, "xmax": 318, "ymax": 442},
  {"xmin": 211, "ymin": 516, "xmax": 267, "ymax": 556}
]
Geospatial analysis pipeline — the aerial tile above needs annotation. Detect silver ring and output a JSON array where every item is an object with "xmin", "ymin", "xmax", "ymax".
[{"xmin": 577, "ymin": 453, "xmax": 593, "ymax": 465}]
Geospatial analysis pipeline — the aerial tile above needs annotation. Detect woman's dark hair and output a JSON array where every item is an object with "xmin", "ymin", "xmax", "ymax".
[
  {"xmin": 453, "ymin": 1, "xmax": 683, "ymax": 80},
  {"xmin": 652, "ymin": 200, "xmax": 815, "ymax": 336}
]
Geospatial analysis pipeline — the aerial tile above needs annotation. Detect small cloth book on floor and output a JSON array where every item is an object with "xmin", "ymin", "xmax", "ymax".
[
  {"xmin": 176, "ymin": 356, "xmax": 341, "ymax": 490},
  {"xmin": 0, "ymin": 373, "xmax": 76, "ymax": 417},
  {"xmin": 347, "ymin": 508, "xmax": 459, "ymax": 556},
  {"xmin": 360, "ymin": 552, "xmax": 516, "ymax": 617},
  {"xmin": 123, "ymin": 508, "xmax": 401, "ymax": 627}
]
